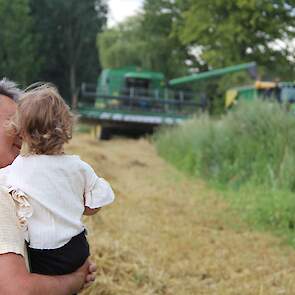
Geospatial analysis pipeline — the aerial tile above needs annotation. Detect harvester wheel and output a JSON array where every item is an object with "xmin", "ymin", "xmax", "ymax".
[{"xmin": 100, "ymin": 127, "xmax": 111, "ymax": 140}]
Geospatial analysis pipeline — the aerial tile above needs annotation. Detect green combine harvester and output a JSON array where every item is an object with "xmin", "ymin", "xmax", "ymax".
[
  {"xmin": 79, "ymin": 62, "xmax": 256, "ymax": 139},
  {"xmin": 79, "ymin": 62, "xmax": 295, "ymax": 138}
]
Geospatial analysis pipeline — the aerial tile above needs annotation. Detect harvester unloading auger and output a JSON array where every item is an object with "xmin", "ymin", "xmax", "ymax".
[{"xmin": 78, "ymin": 62, "xmax": 275, "ymax": 140}]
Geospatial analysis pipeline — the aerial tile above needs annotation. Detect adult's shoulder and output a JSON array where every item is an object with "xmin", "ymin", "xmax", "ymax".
[
  {"xmin": 0, "ymin": 185, "xmax": 15, "ymax": 209},
  {"xmin": 0, "ymin": 167, "xmax": 9, "ymax": 186},
  {"xmin": 0, "ymin": 185, "xmax": 19, "ymax": 227},
  {"xmin": 0, "ymin": 185, "xmax": 24, "ymax": 257}
]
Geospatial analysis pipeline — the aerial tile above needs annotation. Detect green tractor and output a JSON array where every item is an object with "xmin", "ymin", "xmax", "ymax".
[{"xmin": 225, "ymin": 81, "xmax": 295, "ymax": 112}]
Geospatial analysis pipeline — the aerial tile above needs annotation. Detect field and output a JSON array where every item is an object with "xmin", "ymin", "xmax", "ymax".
[
  {"xmin": 66, "ymin": 132, "xmax": 295, "ymax": 295},
  {"xmin": 155, "ymin": 100, "xmax": 295, "ymax": 244}
]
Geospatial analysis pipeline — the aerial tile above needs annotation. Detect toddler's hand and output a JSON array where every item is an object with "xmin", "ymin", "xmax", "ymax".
[{"xmin": 83, "ymin": 206, "xmax": 101, "ymax": 216}]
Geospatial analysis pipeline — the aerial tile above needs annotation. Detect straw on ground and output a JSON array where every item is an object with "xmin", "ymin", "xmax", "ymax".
[{"xmin": 66, "ymin": 133, "xmax": 295, "ymax": 295}]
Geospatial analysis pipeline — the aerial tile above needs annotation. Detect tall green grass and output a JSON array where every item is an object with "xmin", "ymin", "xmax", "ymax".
[{"xmin": 154, "ymin": 100, "xmax": 295, "ymax": 245}]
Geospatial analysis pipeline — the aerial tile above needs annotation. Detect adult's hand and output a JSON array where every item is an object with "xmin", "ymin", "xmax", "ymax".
[
  {"xmin": 76, "ymin": 259, "xmax": 97, "ymax": 292},
  {"xmin": 84, "ymin": 260, "xmax": 97, "ymax": 289},
  {"xmin": 0, "ymin": 253, "xmax": 96, "ymax": 295}
]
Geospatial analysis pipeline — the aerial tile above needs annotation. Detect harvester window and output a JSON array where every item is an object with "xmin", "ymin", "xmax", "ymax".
[
  {"xmin": 125, "ymin": 78, "xmax": 150, "ymax": 96},
  {"xmin": 121, "ymin": 77, "xmax": 152, "ymax": 109}
]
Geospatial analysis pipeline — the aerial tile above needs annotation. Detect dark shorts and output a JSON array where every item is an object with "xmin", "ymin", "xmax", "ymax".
[{"xmin": 27, "ymin": 230, "xmax": 90, "ymax": 275}]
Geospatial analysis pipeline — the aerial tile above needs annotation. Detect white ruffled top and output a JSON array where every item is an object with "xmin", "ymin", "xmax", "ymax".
[{"xmin": 3, "ymin": 155, "xmax": 115, "ymax": 250}]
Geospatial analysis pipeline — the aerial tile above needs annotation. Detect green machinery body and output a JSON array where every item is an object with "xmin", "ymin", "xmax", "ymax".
[
  {"xmin": 78, "ymin": 62, "xmax": 258, "ymax": 138},
  {"xmin": 97, "ymin": 66, "xmax": 166, "ymax": 98},
  {"xmin": 79, "ymin": 66, "xmax": 190, "ymax": 139},
  {"xmin": 225, "ymin": 81, "xmax": 295, "ymax": 111},
  {"xmin": 78, "ymin": 62, "xmax": 295, "ymax": 139}
]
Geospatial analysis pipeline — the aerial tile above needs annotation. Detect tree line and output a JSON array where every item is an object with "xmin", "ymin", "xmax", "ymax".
[
  {"xmin": 1, "ymin": 0, "xmax": 295, "ymax": 106},
  {"xmin": 99, "ymin": 1, "xmax": 295, "ymax": 83},
  {"xmin": 0, "ymin": 0, "xmax": 107, "ymax": 103}
]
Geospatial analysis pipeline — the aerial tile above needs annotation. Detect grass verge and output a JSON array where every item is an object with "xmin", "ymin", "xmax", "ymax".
[{"xmin": 154, "ymin": 100, "xmax": 295, "ymax": 246}]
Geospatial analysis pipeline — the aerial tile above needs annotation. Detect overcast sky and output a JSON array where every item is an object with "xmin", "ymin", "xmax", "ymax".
[{"xmin": 107, "ymin": 0, "xmax": 144, "ymax": 27}]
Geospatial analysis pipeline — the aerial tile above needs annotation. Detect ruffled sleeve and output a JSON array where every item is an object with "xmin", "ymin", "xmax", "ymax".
[
  {"xmin": 84, "ymin": 177, "xmax": 115, "ymax": 209},
  {"xmin": 9, "ymin": 188, "xmax": 33, "ymax": 232}
]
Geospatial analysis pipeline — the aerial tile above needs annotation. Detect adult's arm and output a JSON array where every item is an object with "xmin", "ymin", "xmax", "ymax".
[
  {"xmin": 0, "ymin": 253, "xmax": 91, "ymax": 295},
  {"xmin": 0, "ymin": 188, "xmax": 84, "ymax": 294},
  {"xmin": 0, "ymin": 185, "xmax": 96, "ymax": 294}
]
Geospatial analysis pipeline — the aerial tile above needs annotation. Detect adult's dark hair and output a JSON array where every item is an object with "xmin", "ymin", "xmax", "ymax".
[{"xmin": 0, "ymin": 78, "xmax": 22, "ymax": 101}]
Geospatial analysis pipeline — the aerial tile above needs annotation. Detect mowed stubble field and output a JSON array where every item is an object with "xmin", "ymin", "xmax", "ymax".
[{"xmin": 66, "ymin": 132, "xmax": 295, "ymax": 295}]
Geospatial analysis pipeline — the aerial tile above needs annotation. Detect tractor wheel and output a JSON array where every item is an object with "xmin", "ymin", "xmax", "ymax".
[{"xmin": 100, "ymin": 127, "xmax": 112, "ymax": 140}]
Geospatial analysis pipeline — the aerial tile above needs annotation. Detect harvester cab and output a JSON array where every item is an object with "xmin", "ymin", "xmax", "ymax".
[
  {"xmin": 123, "ymin": 71, "xmax": 165, "ymax": 98},
  {"xmin": 96, "ymin": 66, "xmax": 165, "ymax": 99},
  {"xmin": 125, "ymin": 76, "xmax": 149, "ymax": 96}
]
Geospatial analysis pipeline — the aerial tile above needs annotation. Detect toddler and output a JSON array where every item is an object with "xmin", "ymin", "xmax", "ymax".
[{"xmin": 4, "ymin": 84, "xmax": 114, "ymax": 276}]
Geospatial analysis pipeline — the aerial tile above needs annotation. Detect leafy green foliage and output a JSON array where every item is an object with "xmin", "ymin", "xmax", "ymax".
[
  {"xmin": 1, "ymin": 0, "xmax": 295, "ymax": 107},
  {"xmin": 98, "ymin": 16, "xmax": 147, "ymax": 69},
  {"xmin": 0, "ymin": 0, "xmax": 39, "ymax": 84},
  {"xmin": 154, "ymin": 101, "xmax": 295, "ymax": 243},
  {"xmin": 99, "ymin": 0, "xmax": 295, "ymax": 114},
  {"xmin": 177, "ymin": 0, "xmax": 295, "ymax": 79},
  {"xmin": 98, "ymin": 0, "xmax": 191, "ymax": 79},
  {"xmin": 29, "ymin": 0, "xmax": 107, "ymax": 103},
  {"xmin": 141, "ymin": 0, "xmax": 192, "ymax": 78}
]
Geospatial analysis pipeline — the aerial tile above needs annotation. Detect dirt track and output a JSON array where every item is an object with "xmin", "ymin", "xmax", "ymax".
[{"xmin": 67, "ymin": 133, "xmax": 295, "ymax": 295}]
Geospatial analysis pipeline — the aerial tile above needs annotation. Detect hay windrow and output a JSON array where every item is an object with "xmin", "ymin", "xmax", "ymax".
[
  {"xmin": 66, "ymin": 133, "xmax": 295, "ymax": 295},
  {"xmin": 82, "ymin": 233, "xmax": 170, "ymax": 295}
]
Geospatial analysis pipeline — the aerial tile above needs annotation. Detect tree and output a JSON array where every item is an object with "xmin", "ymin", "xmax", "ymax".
[
  {"xmin": 98, "ymin": 16, "xmax": 147, "ymax": 69},
  {"xmin": 100, "ymin": 0, "xmax": 295, "ymax": 114},
  {"xmin": 98, "ymin": 0, "xmax": 192, "ymax": 79},
  {"xmin": 30, "ymin": 0, "xmax": 108, "ymax": 106},
  {"xmin": 176, "ymin": 0, "xmax": 295, "ymax": 79},
  {"xmin": 0, "ymin": 0, "xmax": 39, "ymax": 85},
  {"xmin": 141, "ymin": 0, "xmax": 194, "ymax": 78}
]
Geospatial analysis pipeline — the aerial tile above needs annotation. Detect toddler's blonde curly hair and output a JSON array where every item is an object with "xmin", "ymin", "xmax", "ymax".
[{"xmin": 13, "ymin": 83, "xmax": 74, "ymax": 155}]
